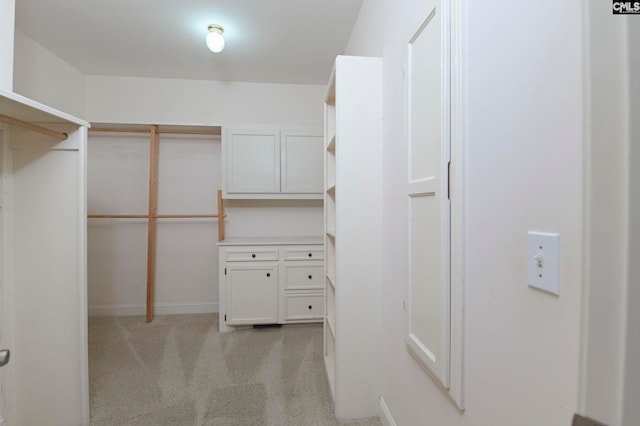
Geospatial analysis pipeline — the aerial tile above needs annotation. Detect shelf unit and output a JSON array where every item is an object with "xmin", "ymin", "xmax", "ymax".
[
  {"xmin": 323, "ymin": 56, "xmax": 383, "ymax": 420},
  {"xmin": 0, "ymin": 89, "xmax": 89, "ymax": 425}
]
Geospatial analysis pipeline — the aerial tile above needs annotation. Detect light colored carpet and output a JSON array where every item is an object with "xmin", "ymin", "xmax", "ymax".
[{"xmin": 89, "ymin": 314, "xmax": 381, "ymax": 426}]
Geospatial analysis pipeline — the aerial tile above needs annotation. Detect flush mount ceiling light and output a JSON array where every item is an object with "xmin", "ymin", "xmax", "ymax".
[{"xmin": 206, "ymin": 24, "xmax": 225, "ymax": 53}]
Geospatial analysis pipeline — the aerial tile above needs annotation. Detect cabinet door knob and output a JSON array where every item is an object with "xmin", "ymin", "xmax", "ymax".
[
  {"xmin": 308, "ymin": 275, "xmax": 313, "ymax": 279},
  {"xmin": 308, "ymin": 253, "xmax": 312, "ymax": 257},
  {"xmin": 252, "ymin": 253, "xmax": 256, "ymax": 258},
  {"xmin": 308, "ymin": 305, "xmax": 313, "ymax": 310},
  {"xmin": 266, "ymin": 273, "xmax": 271, "ymax": 277}
]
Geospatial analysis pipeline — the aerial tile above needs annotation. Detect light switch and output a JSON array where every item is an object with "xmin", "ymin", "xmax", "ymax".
[{"xmin": 527, "ymin": 231, "xmax": 560, "ymax": 295}]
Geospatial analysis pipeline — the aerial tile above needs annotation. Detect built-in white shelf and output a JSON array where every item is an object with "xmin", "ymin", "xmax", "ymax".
[{"xmin": 323, "ymin": 56, "xmax": 383, "ymax": 419}]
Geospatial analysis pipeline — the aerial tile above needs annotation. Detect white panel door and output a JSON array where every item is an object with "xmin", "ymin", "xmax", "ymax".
[
  {"xmin": 280, "ymin": 132, "xmax": 324, "ymax": 193},
  {"xmin": 406, "ymin": 5, "xmax": 451, "ymax": 388},
  {"xmin": 226, "ymin": 129, "xmax": 280, "ymax": 193}
]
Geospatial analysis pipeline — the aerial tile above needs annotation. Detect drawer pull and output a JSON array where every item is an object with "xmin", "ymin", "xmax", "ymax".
[
  {"xmin": 308, "ymin": 253, "xmax": 312, "ymax": 257},
  {"xmin": 308, "ymin": 275, "xmax": 313, "ymax": 279},
  {"xmin": 266, "ymin": 273, "xmax": 271, "ymax": 277},
  {"xmin": 252, "ymin": 253, "xmax": 256, "ymax": 258},
  {"xmin": 308, "ymin": 305, "xmax": 313, "ymax": 310}
]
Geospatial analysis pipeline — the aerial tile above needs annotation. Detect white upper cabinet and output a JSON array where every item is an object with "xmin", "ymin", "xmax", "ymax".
[
  {"xmin": 281, "ymin": 131, "xmax": 324, "ymax": 194},
  {"xmin": 225, "ymin": 129, "xmax": 280, "ymax": 194},
  {"xmin": 223, "ymin": 127, "xmax": 323, "ymax": 199}
]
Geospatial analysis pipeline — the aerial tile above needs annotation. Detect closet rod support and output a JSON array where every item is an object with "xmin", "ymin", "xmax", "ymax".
[{"xmin": 0, "ymin": 114, "xmax": 68, "ymax": 141}]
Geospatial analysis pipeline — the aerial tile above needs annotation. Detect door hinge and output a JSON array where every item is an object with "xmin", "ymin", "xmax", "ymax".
[
  {"xmin": 447, "ymin": 161, "xmax": 451, "ymax": 200},
  {"xmin": 403, "ymin": 300, "xmax": 406, "ymax": 311},
  {"xmin": 224, "ymin": 314, "xmax": 227, "ymax": 321},
  {"xmin": 224, "ymin": 268, "xmax": 227, "ymax": 275}
]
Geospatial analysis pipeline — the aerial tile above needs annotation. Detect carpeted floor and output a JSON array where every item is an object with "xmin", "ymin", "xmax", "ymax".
[{"xmin": 89, "ymin": 314, "xmax": 381, "ymax": 426}]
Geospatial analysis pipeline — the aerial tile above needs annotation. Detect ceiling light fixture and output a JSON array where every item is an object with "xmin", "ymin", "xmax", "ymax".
[{"xmin": 206, "ymin": 24, "xmax": 225, "ymax": 53}]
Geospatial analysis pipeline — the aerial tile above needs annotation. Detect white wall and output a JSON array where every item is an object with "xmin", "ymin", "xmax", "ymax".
[
  {"xmin": 86, "ymin": 78, "xmax": 325, "ymax": 315},
  {"xmin": 347, "ymin": 1, "xmax": 583, "ymax": 425},
  {"xmin": 88, "ymin": 132, "xmax": 222, "ymax": 315},
  {"xmin": 0, "ymin": 0, "xmax": 14, "ymax": 90},
  {"xmin": 12, "ymin": 31, "xmax": 85, "ymax": 118},
  {"xmin": 87, "ymin": 130, "xmax": 323, "ymax": 316},
  {"xmin": 85, "ymin": 76, "xmax": 325, "ymax": 127}
]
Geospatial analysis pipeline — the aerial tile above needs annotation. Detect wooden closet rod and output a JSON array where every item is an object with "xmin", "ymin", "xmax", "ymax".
[
  {"xmin": 88, "ymin": 214, "xmax": 148, "ymax": 219},
  {"xmin": 87, "ymin": 214, "xmax": 227, "ymax": 219},
  {"xmin": 90, "ymin": 127, "xmax": 221, "ymax": 136},
  {"xmin": 156, "ymin": 214, "xmax": 226, "ymax": 219},
  {"xmin": 0, "ymin": 113, "xmax": 68, "ymax": 141}
]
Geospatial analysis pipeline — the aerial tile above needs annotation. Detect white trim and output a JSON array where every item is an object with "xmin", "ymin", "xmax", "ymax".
[
  {"xmin": 378, "ymin": 396, "xmax": 397, "ymax": 426},
  {"xmin": 76, "ymin": 127, "xmax": 90, "ymax": 426},
  {"xmin": 578, "ymin": 0, "xmax": 592, "ymax": 413},
  {"xmin": 449, "ymin": 0, "xmax": 466, "ymax": 410},
  {"xmin": 1, "ymin": 125, "xmax": 16, "ymax": 424},
  {"xmin": 89, "ymin": 302, "xmax": 219, "ymax": 317}
]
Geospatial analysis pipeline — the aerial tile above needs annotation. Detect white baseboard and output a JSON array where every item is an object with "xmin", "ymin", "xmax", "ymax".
[
  {"xmin": 379, "ymin": 396, "xmax": 397, "ymax": 426},
  {"xmin": 89, "ymin": 302, "xmax": 219, "ymax": 317}
]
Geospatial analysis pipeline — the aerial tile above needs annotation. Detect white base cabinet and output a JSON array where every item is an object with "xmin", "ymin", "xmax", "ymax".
[{"xmin": 219, "ymin": 237, "xmax": 324, "ymax": 332}]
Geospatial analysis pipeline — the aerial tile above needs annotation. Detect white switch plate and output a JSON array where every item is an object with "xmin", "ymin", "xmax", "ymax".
[{"xmin": 527, "ymin": 231, "xmax": 560, "ymax": 295}]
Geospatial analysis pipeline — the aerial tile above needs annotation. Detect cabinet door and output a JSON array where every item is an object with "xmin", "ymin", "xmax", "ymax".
[
  {"xmin": 280, "ymin": 131, "xmax": 324, "ymax": 193},
  {"xmin": 226, "ymin": 264, "xmax": 278, "ymax": 325},
  {"xmin": 226, "ymin": 129, "xmax": 280, "ymax": 193}
]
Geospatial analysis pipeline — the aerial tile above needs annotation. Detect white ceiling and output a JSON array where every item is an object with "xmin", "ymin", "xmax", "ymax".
[{"xmin": 15, "ymin": 0, "xmax": 363, "ymax": 85}]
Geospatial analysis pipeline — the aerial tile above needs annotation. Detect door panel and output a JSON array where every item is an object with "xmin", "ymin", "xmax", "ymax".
[
  {"xmin": 281, "ymin": 132, "xmax": 323, "ymax": 193},
  {"xmin": 226, "ymin": 264, "xmax": 278, "ymax": 324},
  {"xmin": 406, "ymin": 5, "xmax": 451, "ymax": 388},
  {"xmin": 226, "ymin": 130, "xmax": 280, "ymax": 193}
]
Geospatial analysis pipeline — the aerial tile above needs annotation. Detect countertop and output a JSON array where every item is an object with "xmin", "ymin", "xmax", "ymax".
[{"xmin": 217, "ymin": 236, "xmax": 324, "ymax": 246}]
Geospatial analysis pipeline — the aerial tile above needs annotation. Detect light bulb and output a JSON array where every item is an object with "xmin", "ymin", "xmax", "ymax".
[{"xmin": 206, "ymin": 25, "xmax": 225, "ymax": 53}]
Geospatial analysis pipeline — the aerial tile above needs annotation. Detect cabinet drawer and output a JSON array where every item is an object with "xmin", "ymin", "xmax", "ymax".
[
  {"xmin": 284, "ymin": 293, "xmax": 324, "ymax": 321},
  {"xmin": 284, "ymin": 264, "xmax": 324, "ymax": 290},
  {"xmin": 225, "ymin": 249, "xmax": 279, "ymax": 262},
  {"xmin": 284, "ymin": 246, "xmax": 324, "ymax": 261}
]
